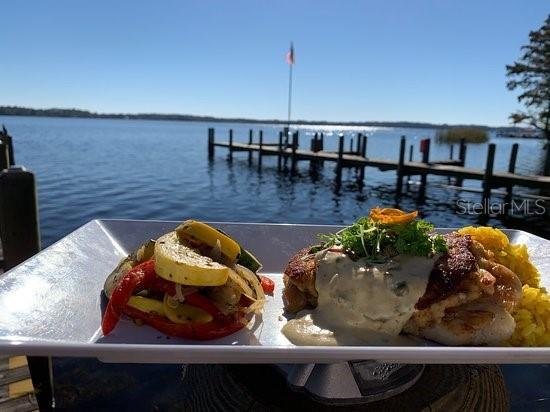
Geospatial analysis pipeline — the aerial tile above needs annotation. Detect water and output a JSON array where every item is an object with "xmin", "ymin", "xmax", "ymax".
[{"xmin": 1, "ymin": 115, "xmax": 548, "ymax": 246}]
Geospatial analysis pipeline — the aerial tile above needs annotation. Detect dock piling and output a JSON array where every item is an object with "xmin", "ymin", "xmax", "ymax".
[
  {"xmin": 291, "ymin": 132, "xmax": 298, "ymax": 174},
  {"xmin": 336, "ymin": 133, "xmax": 344, "ymax": 185},
  {"xmin": 448, "ymin": 144, "xmax": 455, "ymax": 184},
  {"xmin": 0, "ymin": 139, "xmax": 9, "ymax": 171},
  {"xmin": 310, "ymin": 133, "xmax": 317, "ymax": 152},
  {"xmin": 0, "ymin": 167, "xmax": 41, "ymax": 269},
  {"xmin": 356, "ymin": 133, "xmax": 362, "ymax": 154},
  {"xmin": 310, "ymin": 133, "xmax": 319, "ymax": 171},
  {"xmin": 228, "ymin": 129, "xmax": 234, "ymax": 162},
  {"xmin": 277, "ymin": 132, "xmax": 283, "ymax": 171},
  {"xmin": 0, "ymin": 126, "xmax": 14, "ymax": 166},
  {"xmin": 482, "ymin": 144, "xmax": 496, "ymax": 209},
  {"xmin": 358, "ymin": 134, "xmax": 367, "ymax": 182},
  {"xmin": 248, "ymin": 130, "xmax": 253, "ymax": 165},
  {"xmin": 319, "ymin": 133, "xmax": 325, "ymax": 167},
  {"xmin": 208, "ymin": 128, "xmax": 215, "ymax": 159},
  {"xmin": 459, "ymin": 138, "xmax": 467, "ymax": 165},
  {"xmin": 457, "ymin": 138, "xmax": 467, "ymax": 186},
  {"xmin": 258, "ymin": 130, "xmax": 263, "ymax": 169},
  {"xmin": 505, "ymin": 143, "xmax": 519, "ymax": 210},
  {"xmin": 420, "ymin": 138, "xmax": 431, "ymax": 197},
  {"xmin": 396, "ymin": 136, "xmax": 406, "ymax": 197},
  {"xmin": 406, "ymin": 144, "xmax": 413, "ymax": 190}
]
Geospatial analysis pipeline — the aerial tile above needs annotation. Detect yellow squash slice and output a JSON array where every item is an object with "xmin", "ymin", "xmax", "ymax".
[
  {"xmin": 163, "ymin": 294, "xmax": 213, "ymax": 324},
  {"xmin": 127, "ymin": 296, "xmax": 165, "ymax": 316},
  {"xmin": 176, "ymin": 220, "xmax": 241, "ymax": 263},
  {"xmin": 155, "ymin": 231, "xmax": 230, "ymax": 286}
]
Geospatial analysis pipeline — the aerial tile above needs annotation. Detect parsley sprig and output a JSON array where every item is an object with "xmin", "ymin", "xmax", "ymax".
[{"xmin": 316, "ymin": 217, "xmax": 447, "ymax": 260}]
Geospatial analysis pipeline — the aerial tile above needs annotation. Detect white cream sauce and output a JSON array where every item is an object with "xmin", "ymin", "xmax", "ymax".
[{"xmin": 282, "ymin": 250, "xmax": 436, "ymax": 346}]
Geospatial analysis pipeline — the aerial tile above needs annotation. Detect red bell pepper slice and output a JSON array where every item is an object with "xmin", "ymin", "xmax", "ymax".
[
  {"xmin": 123, "ymin": 305, "xmax": 245, "ymax": 340},
  {"xmin": 260, "ymin": 275, "xmax": 275, "ymax": 294},
  {"xmin": 102, "ymin": 259, "xmax": 157, "ymax": 335},
  {"xmin": 183, "ymin": 293, "xmax": 221, "ymax": 317}
]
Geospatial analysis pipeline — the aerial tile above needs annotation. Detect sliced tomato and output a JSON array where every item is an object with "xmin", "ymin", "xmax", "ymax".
[
  {"xmin": 123, "ymin": 305, "xmax": 246, "ymax": 340},
  {"xmin": 259, "ymin": 275, "xmax": 275, "ymax": 294}
]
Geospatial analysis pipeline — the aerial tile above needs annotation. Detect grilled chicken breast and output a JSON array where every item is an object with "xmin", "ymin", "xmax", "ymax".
[
  {"xmin": 282, "ymin": 247, "xmax": 318, "ymax": 313},
  {"xmin": 282, "ymin": 232, "xmax": 522, "ymax": 345}
]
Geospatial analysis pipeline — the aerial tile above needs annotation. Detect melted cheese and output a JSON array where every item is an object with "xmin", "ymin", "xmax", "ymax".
[{"xmin": 282, "ymin": 250, "xmax": 436, "ymax": 346}]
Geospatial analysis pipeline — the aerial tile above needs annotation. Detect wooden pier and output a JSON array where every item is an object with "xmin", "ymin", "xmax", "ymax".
[{"xmin": 207, "ymin": 128, "xmax": 550, "ymax": 200}]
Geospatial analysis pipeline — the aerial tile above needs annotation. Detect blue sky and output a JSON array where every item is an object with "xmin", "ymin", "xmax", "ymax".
[{"xmin": 1, "ymin": 1, "xmax": 548, "ymax": 126}]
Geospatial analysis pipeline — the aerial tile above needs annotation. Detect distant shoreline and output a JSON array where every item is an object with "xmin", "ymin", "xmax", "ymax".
[{"xmin": 0, "ymin": 105, "xmax": 540, "ymax": 136}]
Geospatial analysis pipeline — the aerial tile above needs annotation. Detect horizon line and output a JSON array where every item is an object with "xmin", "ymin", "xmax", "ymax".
[{"xmin": 0, "ymin": 104, "xmax": 526, "ymax": 130}]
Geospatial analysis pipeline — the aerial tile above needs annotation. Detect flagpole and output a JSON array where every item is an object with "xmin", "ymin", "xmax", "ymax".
[{"xmin": 287, "ymin": 61, "xmax": 293, "ymax": 133}]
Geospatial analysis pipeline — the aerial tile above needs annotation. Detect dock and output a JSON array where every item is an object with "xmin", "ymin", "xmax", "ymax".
[
  {"xmin": 207, "ymin": 128, "xmax": 550, "ymax": 203},
  {"xmin": 0, "ymin": 356, "xmax": 38, "ymax": 411}
]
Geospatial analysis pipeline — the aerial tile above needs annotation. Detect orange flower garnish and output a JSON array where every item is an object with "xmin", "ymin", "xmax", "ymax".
[{"xmin": 369, "ymin": 207, "xmax": 418, "ymax": 224}]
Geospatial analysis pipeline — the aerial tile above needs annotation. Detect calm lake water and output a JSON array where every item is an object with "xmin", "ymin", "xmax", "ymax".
[{"xmin": 1, "ymin": 115, "xmax": 549, "ymax": 246}]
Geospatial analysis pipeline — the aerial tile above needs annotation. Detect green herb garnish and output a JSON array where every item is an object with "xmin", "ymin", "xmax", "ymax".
[{"xmin": 318, "ymin": 216, "xmax": 447, "ymax": 260}]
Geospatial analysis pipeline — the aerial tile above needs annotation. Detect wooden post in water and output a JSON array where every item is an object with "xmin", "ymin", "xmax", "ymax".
[
  {"xmin": 482, "ymin": 144, "xmax": 496, "ymax": 210},
  {"xmin": 396, "ymin": 136, "xmax": 406, "ymax": 197},
  {"xmin": 248, "ymin": 129, "xmax": 253, "ymax": 165},
  {"xmin": 361, "ymin": 134, "xmax": 367, "ymax": 157},
  {"xmin": 207, "ymin": 128, "xmax": 215, "ymax": 159},
  {"xmin": 459, "ymin": 138, "xmax": 467, "ymax": 164},
  {"xmin": 258, "ymin": 130, "xmax": 263, "ymax": 169},
  {"xmin": 0, "ymin": 126, "xmax": 14, "ymax": 166},
  {"xmin": 0, "ymin": 167, "xmax": 41, "ymax": 270},
  {"xmin": 456, "ymin": 138, "xmax": 467, "ymax": 187},
  {"xmin": 277, "ymin": 131, "xmax": 283, "ymax": 171},
  {"xmin": 504, "ymin": 143, "xmax": 519, "ymax": 211},
  {"xmin": 319, "ymin": 132, "xmax": 325, "ymax": 167},
  {"xmin": 309, "ymin": 133, "xmax": 317, "ymax": 172},
  {"xmin": 448, "ymin": 144, "xmax": 455, "ymax": 184},
  {"xmin": 335, "ymin": 133, "xmax": 344, "ymax": 185},
  {"xmin": 0, "ymin": 139, "xmax": 9, "ymax": 171},
  {"xmin": 420, "ymin": 138, "xmax": 431, "ymax": 197},
  {"xmin": 358, "ymin": 134, "xmax": 367, "ymax": 182},
  {"xmin": 406, "ymin": 144, "xmax": 413, "ymax": 190},
  {"xmin": 356, "ymin": 133, "xmax": 362, "ymax": 154},
  {"xmin": 349, "ymin": 137, "xmax": 353, "ymax": 153},
  {"xmin": 291, "ymin": 132, "xmax": 298, "ymax": 174},
  {"xmin": 228, "ymin": 129, "xmax": 234, "ymax": 162}
]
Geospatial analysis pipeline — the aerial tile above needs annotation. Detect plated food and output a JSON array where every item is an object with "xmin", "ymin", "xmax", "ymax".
[
  {"xmin": 100, "ymin": 213, "xmax": 548, "ymax": 347},
  {"xmin": 282, "ymin": 208, "xmax": 549, "ymax": 347},
  {"xmin": 102, "ymin": 220, "xmax": 272, "ymax": 340}
]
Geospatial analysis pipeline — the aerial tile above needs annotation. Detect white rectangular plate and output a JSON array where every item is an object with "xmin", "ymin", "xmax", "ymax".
[{"xmin": 0, "ymin": 220, "xmax": 549, "ymax": 364}]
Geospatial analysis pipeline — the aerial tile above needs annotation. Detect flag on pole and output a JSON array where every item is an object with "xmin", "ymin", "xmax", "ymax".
[{"xmin": 286, "ymin": 42, "xmax": 295, "ymax": 65}]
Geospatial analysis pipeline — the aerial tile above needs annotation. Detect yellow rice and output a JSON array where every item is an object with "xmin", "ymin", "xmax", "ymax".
[{"xmin": 458, "ymin": 226, "xmax": 550, "ymax": 346}]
